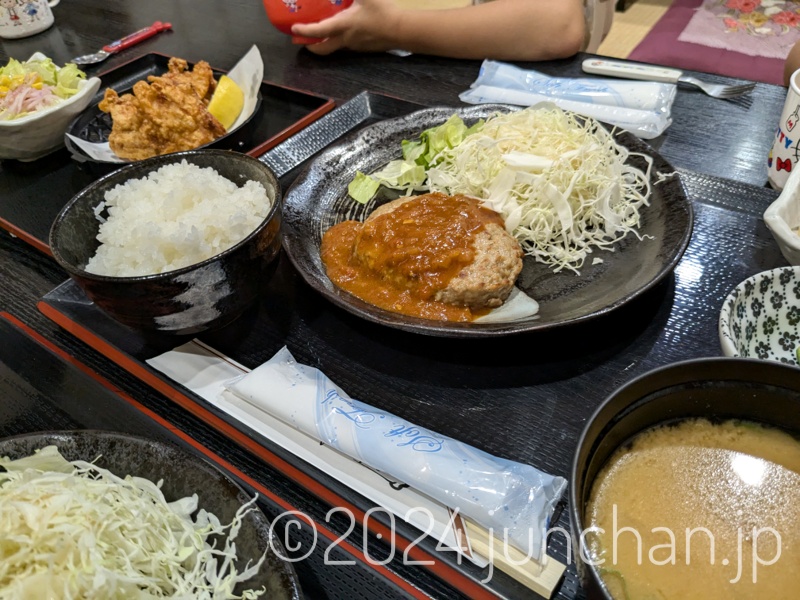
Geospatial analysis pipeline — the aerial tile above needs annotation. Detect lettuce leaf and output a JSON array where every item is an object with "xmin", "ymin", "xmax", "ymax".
[
  {"xmin": 0, "ymin": 58, "xmax": 26, "ymax": 81},
  {"xmin": 24, "ymin": 57, "xmax": 58, "ymax": 86},
  {"xmin": 346, "ymin": 114, "xmax": 483, "ymax": 203},
  {"xmin": 54, "ymin": 62, "xmax": 86, "ymax": 98},
  {"xmin": 0, "ymin": 56, "xmax": 86, "ymax": 100},
  {"xmin": 348, "ymin": 171, "xmax": 381, "ymax": 204}
]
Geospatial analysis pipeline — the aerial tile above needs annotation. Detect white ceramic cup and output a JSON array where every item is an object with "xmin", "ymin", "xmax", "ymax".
[
  {"xmin": 0, "ymin": 0, "xmax": 59, "ymax": 39},
  {"xmin": 769, "ymin": 68, "xmax": 800, "ymax": 190}
]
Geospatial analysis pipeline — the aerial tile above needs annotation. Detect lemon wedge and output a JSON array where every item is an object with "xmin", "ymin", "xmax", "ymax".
[{"xmin": 208, "ymin": 75, "xmax": 244, "ymax": 131}]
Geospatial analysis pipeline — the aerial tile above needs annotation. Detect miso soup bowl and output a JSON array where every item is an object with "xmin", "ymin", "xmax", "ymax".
[
  {"xmin": 49, "ymin": 149, "xmax": 282, "ymax": 336},
  {"xmin": 570, "ymin": 357, "xmax": 800, "ymax": 600}
]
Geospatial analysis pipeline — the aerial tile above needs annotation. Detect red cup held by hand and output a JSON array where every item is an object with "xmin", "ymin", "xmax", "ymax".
[{"xmin": 262, "ymin": 0, "xmax": 354, "ymax": 45}]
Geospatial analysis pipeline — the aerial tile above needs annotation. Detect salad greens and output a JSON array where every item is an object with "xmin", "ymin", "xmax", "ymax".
[
  {"xmin": 348, "ymin": 114, "xmax": 484, "ymax": 204},
  {"xmin": 0, "ymin": 56, "xmax": 86, "ymax": 121}
]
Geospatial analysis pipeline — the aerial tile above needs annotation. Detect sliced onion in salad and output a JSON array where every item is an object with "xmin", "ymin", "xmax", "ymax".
[{"xmin": 0, "ymin": 57, "xmax": 86, "ymax": 121}]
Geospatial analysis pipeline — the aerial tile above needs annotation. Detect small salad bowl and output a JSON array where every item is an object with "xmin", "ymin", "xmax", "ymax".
[
  {"xmin": 0, "ymin": 52, "xmax": 101, "ymax": 162},
  {"xmin": 719, "ymin": 266, "xmax": 800, "ymax": 365}
]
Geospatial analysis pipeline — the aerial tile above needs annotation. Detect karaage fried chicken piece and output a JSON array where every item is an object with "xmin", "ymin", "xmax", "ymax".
[
  {"xmin": 98, "ymin": 61, "xmax": 226, "ymax": 161},
  {"xmin": 151, "ymin": 57, "xmax": 216, "ymax": 103}
]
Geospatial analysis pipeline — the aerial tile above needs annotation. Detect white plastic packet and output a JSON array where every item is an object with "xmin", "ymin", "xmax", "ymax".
[
  {"xmin": 460, "ymin": 60, "xmax": 676, "ymax": 139},
  {"xmin": 225, "ymin": 346, "xmax": 567, "ymax": 563}
]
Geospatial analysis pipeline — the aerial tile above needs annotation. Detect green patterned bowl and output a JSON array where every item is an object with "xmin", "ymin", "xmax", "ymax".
[{"xmin": 719, "ymin": 266, "xmax": 800, "ymax": 365}]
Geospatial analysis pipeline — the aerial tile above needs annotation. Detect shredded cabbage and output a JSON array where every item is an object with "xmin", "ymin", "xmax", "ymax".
[
  {"xmin": 428, "ymin": 107, "xmax": 653, "ymax": 273},
  {"xmin": 0, "ymin": 446, "xmax": 267, "ymax": 599},
  {"xmin": 350, "ymin": 106, "xmax": 654, "ymax": 274}
]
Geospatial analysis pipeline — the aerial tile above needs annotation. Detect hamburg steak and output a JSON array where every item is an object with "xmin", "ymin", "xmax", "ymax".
[{"xmin": 321, "ymin": 192, "xmax": 523, "ymax": 321}]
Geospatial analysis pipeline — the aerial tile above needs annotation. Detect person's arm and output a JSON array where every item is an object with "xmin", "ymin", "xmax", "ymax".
[
  {"xmin": 786, "ymin": 39, "xmax": 800, "ymax": 86},
  {"xmin": 290, "ymin": 0, "xmax": 586, "ymax": 61}
]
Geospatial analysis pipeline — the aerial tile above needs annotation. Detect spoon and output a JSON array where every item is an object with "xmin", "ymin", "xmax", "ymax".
[{"xmin": 71, "ymin": 21, "xmax": 173, "ymax": 66}]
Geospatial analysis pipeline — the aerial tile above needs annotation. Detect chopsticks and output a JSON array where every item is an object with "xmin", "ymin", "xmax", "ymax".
[{"xmin": 465, "ymin": 519, "xmax": 567, "ymax": 598}]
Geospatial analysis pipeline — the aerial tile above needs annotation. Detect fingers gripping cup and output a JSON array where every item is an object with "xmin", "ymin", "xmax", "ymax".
[{"xmin": 769, "ymin": 69, "xmax": 800, "ymax": 190}]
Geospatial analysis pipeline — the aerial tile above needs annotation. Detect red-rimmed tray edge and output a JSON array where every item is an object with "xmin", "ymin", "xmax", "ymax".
[
  {"xmin": 34, "ymin": 300, "xmax": 505, "ymax": 600},
  {"xmin": 4, "ymin": 309, "xmax": 435, "ymax": 600},
  {"xmin": 0, "ymin": 220, "xmax": 51, "ymax": 256}
]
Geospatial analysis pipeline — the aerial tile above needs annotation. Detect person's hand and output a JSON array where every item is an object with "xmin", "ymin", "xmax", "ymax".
[{"xmin": 291, "ymin": 0, "xmax": 401, "ymax": 55}]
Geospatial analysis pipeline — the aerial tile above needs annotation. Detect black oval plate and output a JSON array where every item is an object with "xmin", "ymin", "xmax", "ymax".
[
  {"xmin": 0, "ymin": 430, "xmax": 302, "ymax": 600},
  {"xmin": 64, "ymin": 62, "xmax": 262, "ymax": 176},
  {"xmin": 282, "ymin": 104, "xmax": 694, "ymax": 338}
]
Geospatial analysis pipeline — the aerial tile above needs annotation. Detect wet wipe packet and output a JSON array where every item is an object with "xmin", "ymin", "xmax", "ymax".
[
  {"xmin": 225, "ymin": 345, "xmax": 567, "ymax": 563},
  {"xmin": 460, "ymin": 60, "xmax": 676, "ymax": 139}
]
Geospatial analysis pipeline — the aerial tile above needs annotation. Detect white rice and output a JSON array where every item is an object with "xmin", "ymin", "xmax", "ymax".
[{"xmin": 85, "ymin": 160, "xmax": 272, "ymax": 277}]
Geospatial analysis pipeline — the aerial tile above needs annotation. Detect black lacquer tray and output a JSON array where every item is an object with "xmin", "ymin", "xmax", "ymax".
[
  {"xmin": 35, "ymin": 92, "xmax": 563, "ymax": 600},
  {"xmin": 0, "ymin": 52, "xmax": 334, "ymax": 254},
  {"xmin": 38, "ymin": 155, "xmax": 791, "ymax": 600},
  {"xmin": 0, "ymin": 313, "xmax": 457, "ymax": 600}
]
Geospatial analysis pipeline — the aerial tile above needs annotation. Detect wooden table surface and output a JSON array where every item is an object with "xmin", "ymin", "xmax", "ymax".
[{"xmin": 0, "ymin": 1, "xmax": 792, "ymax": 599}]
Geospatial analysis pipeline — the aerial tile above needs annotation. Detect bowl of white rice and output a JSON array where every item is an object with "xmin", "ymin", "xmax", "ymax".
[{"xmin": 49, "ymin": 150, "xmax": 282, "ymax": 335}]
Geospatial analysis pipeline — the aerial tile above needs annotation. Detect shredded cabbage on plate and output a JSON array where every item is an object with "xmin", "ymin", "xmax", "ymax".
[
  {"xmin": 0, "ymin": 445, "xmax": 267, "ymax": 599},
  {"xmin": 349, "ymin": 106, "xmax": 654, "ymax": 274}
]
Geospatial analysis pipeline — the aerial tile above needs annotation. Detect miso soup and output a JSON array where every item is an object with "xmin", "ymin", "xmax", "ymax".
[{"xmin": 585, "ymin": 418, "xmax": 800, "ymax": 599}]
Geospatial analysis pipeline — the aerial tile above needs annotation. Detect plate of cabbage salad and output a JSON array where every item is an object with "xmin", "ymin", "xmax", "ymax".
[
  {"xmin": 0, "ymin": 55, "xmax": 87, "ymax": 121},
  {"xmin": 283, "ymin": 104, "xmax": 693, "ymax": 337},
  {"xmin": 0, "ymin": 431, "xmax": 301, "ymax": 600}
]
